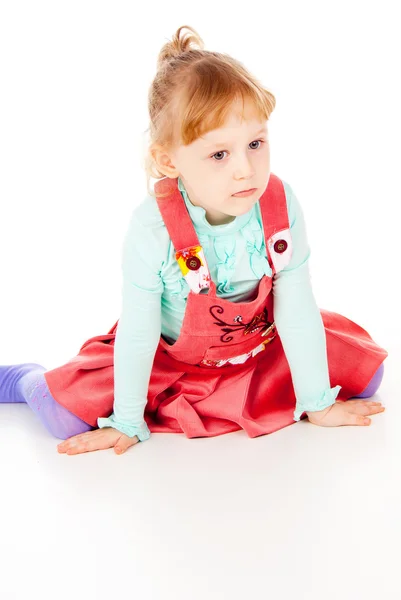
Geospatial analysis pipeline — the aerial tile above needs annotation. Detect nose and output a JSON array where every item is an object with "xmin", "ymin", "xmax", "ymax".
[{"xmin": 233, "ymin": 154, "xmax": 255, "ymax": 180}]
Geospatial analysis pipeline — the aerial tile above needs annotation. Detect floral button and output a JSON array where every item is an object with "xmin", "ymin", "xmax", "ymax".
[{"xmin": 274, "ymin": 239, "xmax": 288, "ymax": 254}]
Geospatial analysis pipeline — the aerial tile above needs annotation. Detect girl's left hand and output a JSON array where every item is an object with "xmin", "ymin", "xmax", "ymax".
[
  {"xmin": 57, "ymin": 427, "xmax": 140, "ymax": 455},
  {"xmin": 306, "ymin": 399, "xmax": 385, "ymax": 427}
]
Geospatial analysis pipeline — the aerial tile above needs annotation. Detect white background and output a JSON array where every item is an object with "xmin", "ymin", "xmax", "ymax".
[{"xmin": 0, "ymin": 2, "xmax": 400, "ymax": 599}]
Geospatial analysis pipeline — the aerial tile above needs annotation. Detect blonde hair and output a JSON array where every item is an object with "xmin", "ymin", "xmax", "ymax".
[{"xmin": 143, "ymin": 25, "xmax": 276, "ymax": 198}]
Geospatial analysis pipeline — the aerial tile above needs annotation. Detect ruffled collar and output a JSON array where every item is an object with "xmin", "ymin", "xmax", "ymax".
[{"xmin": 178, "ymin": 176, "xmax": 255, "ymax": 236}]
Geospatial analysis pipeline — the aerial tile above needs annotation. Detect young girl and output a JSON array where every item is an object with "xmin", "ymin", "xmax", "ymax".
[{"xmin": 1, "ymin": 25, "xmax": 387, "ymax": 456}]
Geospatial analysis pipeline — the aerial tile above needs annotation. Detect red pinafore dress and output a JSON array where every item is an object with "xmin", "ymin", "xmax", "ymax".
[{"xmin": 44, "ymin": 174, "xmax": 388, "ymax": 438}]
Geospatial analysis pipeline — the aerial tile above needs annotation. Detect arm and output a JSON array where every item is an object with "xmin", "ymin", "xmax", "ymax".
[
  {"xmin": 272, "ymin": 181, "xmax": 341, "ymax": 421},
  {"xmin": 97, "ymin": 209, "xmax": 164, "ymax": 442}
]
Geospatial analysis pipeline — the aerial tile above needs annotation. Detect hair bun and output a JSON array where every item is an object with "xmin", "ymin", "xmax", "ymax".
[{"xmin": 157, "ymin": 25, "xmax": 205, "ymax": 68}]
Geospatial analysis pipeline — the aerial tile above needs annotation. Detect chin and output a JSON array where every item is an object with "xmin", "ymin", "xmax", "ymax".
[{"xmin": 233, "ymin": 196, "xmax": 259, "ymax": 213}]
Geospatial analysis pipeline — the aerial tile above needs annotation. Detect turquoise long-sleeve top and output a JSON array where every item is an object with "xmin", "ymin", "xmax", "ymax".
[{"xmin": 97, "ymin": 176, "xmax": 341, "ymax": 441}]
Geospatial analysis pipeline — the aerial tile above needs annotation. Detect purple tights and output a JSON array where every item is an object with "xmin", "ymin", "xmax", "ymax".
[
  {"xmin": 0, "ymin": 361, "xmax": 385, "ymax": 440},
  {"xmin": 0, "ymin": 364, "xmax": 94, "ymax": 439},
  {"xmin": 353, "ymin": 361, "xmax": 385, "ymax": 398}
]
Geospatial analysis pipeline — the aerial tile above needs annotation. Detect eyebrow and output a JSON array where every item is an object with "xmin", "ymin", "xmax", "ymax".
[{"xmin": 201, "ymin": 127, "xmax": 268, "ymax": 148}]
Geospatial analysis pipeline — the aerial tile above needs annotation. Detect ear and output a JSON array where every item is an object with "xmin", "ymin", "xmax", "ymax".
[{"xmin": 151, "ymin": 144, "xmax": 180, "ymax": 179}]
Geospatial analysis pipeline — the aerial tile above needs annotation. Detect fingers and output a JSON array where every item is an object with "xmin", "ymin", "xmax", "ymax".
[
  {"xmin": 344, "ymin": 412, "xmax": 372, "ymax": 426},
  {"xmin": 345, "ymin": 400, "xmax": 386, "ymax": 417},
  {"xmin": 361, "ymin": 405, "xmax": 386, "ymax": 416},
  {"xmin": 114, "ymin": 435, "xmax": 139, "ymax": 454},
  {"xmin": 57, "ymin": 433, "xmax": 85, "ymax": 453},
  {"xmin": 344, "ymin": 403, "xmax": 386, "ymax": 426},
  {"xmin": 346, "ymin": 399, "xmax": 383, "ymax": 407},
  {"xmin": 57, "ymin": 429, "xmax": 116, "ymax": 455},
  {"xmin": 57, "ymin": 433, "xmax": 93, "ymax": 455}
]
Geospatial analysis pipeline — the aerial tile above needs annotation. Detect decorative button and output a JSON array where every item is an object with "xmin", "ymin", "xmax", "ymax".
[
  {"xmin": 274, "ymin": 239, "xmax": 288, "ymax": 254},
  {"xmin": 186, "ymin": 256, "xmax": 201, "ymax": 271}
]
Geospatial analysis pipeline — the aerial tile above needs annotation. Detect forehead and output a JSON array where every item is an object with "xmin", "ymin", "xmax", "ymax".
[
  {"xmin": 198, "ymin": 100, "xmax": 267, "ymax": 145},
  {"xmin": 200, "ymin": 119, "xmax": 267, "ymax": 144}
]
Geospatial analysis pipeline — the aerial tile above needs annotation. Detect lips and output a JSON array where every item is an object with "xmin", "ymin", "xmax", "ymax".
[{"xmin": 232, "ymin": 188, "xmax": 257, "ymax": 197}]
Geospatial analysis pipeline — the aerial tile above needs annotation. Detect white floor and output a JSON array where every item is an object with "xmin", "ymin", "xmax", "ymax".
[{"xmin": 0, "ymin": 340, "xmax": 399, "ymax": 600}]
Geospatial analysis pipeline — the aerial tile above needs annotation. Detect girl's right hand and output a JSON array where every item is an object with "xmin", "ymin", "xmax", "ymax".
[{"xmin": 57, "ymin": 427, "xmax": 140, "ymax": 455}]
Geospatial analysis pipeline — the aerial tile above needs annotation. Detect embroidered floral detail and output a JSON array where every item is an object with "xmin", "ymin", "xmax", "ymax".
[
  {"xmin": 209, "ymin": 305, "xmax": 275, "ymax": 343},
  {"xmin": 200, "ymin": 335, "xmax": 277, "ymax": 367}
]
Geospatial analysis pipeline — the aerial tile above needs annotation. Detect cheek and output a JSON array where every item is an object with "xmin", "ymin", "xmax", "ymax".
[
  {"xmin": 192, "ymin": 163, "xmax": 212, "ymax": 183},
  {"xmin": 258, "ymin": 144, "xmax": 270, "ymax": 162}
]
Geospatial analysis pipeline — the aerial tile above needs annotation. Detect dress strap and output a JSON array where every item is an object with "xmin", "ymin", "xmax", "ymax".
[
  {"xmin": 154, "ymin": 177, "xmax": 200, "ymax": 249},
  {"xmin": 258, "ymin": 173, "xmax": 290, "ymax": 239},
  {"xmin": 154, "ymin": 174, "xmax": 289, "ymax": 248},
  {"xmin": 154, "ymin": 173, "xmax": 291, "ymax": 286},
  {"xmin": 155, "ymin": 177, "xmax": 212, "ymax": 294},
  {"xmin": 258, "ymin": 174, "xmax": 292, "ymax": 276}
]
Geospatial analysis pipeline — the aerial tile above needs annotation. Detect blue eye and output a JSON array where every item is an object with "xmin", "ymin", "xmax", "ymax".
[{"xmin": 211, "ymin": 140, "xmax": 264, "ymax": 162}]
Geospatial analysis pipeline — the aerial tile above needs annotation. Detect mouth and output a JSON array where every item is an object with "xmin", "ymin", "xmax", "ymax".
[{"xmin": 232, "ymin": 188, "xmax": 257, "ymax": 197}]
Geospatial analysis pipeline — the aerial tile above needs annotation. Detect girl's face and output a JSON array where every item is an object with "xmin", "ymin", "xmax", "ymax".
[{"xmin": 153, "ymin": 99, "xmax": 271, "ymax": 226}]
